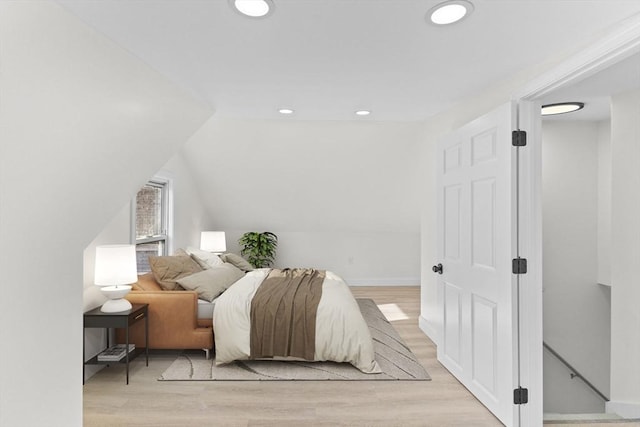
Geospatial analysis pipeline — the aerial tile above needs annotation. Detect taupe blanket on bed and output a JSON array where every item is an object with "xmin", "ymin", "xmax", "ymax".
[{"xmin": 250, "ymin": 268, "xmax": 325, "ymax": 361}]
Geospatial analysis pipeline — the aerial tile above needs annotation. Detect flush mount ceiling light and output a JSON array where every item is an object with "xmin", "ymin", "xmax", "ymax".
[
  {"xmin": 541, "ymin": 102, "xmax": 585, "ymax": 116},
  {"xmin": 428, "ymin": 0, "xmax": 474, "ymax": 25},
  {"xmin": 231, "ymin": 0, "xmax": 274, "ymax": 18},
  {"xmin": 355, "ymin": 110, "xmax": 371, "ymax": 116},
  {"xmin": 278, "ymin": 108, "xmax": 294, "ymax": 115}
]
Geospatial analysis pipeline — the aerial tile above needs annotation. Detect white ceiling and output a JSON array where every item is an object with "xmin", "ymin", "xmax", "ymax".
[{"xmin": 57, "ymin": 0, "xmax": 640, "ymax": 121}]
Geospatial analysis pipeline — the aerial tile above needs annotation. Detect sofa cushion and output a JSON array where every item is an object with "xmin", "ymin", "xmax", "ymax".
[
  {"xmin": 220, "ymin": 252, "xmax": 254, "ymax": 272},
  {"xmin": 177, "ymin": 263, "xmax": 245, "ymax": 302},
  {"xmin": 149, "ymin": 255, "xmax": 203, "ymax": 291}
]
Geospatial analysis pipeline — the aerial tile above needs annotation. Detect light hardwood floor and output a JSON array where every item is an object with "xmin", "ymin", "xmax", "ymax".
[{"xmin": 83, "ymin": 287, "xmax": 637, "ymax": 427}]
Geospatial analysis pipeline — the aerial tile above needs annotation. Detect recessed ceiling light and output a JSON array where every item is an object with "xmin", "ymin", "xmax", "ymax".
[
  {"xmin": 278, "ymin": 108, "xmax": 294, "ymax": 115},
  {"xmin": 355, "ymin": 110, "xmax": 371, "ymax": 116},
  {"xmin": 541, "ymin": 102, "xmax": 585, "ymax": 116},
  {"xmin": 231, "ymin": 0, "xmax": 274, "ymax": 18},
  {"xmin": 428, "ymin": 1, "xmax": 474, "ymax": 25}
]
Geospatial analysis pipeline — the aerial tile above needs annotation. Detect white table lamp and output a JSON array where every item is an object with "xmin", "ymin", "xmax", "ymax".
[
  {"xmin": 200, "ymin": 231, "xmax": 226, "ymax": 253},
  {"xmin": 94, "ymin": 244, "xmax": 137, "ymax": 313}
]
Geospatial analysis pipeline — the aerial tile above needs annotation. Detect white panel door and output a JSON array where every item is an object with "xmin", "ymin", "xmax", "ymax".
[{"xmin": 435, "ymin": 102, "xmax": 518, "ymax": 426}]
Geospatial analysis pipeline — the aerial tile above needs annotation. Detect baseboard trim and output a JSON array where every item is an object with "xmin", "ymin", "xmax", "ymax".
[
  {"xmin": 606, "ymin": 401, "xmax": 640, "ymax": 419},
  {"xmin": 347, "ymin": 278, "xmax": 420, "ymax": 286},
  {"xmin": 419, "ymin": 315, "xmax": 439, "ymax": 346}
]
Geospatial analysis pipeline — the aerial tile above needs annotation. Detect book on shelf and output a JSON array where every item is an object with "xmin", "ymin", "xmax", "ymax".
[{"xmin": 97, "ymin": 344, "xmax": 135, "ymax": 361}]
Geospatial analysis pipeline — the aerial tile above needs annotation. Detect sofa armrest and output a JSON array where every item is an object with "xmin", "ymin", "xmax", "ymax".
[
  {"xmin": 118, "ymin": 290, "xmax": 213, "ymax": 350},
  {"xmin": 126, "ymin": 290, "xmax": 200, "ymax": 329}
]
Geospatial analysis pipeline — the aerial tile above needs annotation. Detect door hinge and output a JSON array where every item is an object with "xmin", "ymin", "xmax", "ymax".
[
  {"xmin": 512, "ymin": 130, "xmax": 527, "ymax": 147},
  {"xmin": 514, "ymin": 387, "xmax": 529, "ymax": 405},
  {"xmin": 512, "ymin": 257, "xmax": 527, "ymax": 274}
]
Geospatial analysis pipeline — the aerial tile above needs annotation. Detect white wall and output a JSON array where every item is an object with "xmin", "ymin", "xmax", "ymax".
[
  {"xmin": 597, "ymin": 120, "xmax": 612, "ymax": 286},
  {"xmin": 162, "ymin": 150, "xmax": 214, "ymax": 251},
  {"xmin": 0, "ymin": 3, "xmax": 213, "ymax": 426},
  {"xmin": 609, "ymin": 89, "xmax": 640, "ymax": 418},
  {"xmin": 183, "ymin": 118, "xmax": 423, "ymax": 284},
  {"xmin": 541, "ymin": 120, "xmax": 610, "ymax": 412},
  {"xmin": 222, "ymin": 229, "xmax": 420, "ymax": 285}
]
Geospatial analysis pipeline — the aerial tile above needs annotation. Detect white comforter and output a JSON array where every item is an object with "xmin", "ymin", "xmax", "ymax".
[{"xmin": 213, "ymin": 268, "xmax": 381, "ymax": 374}]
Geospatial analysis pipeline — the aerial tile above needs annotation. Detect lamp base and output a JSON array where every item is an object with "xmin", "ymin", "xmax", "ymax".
[
  {"xmin": 100, "ymin": 298, "xmax": 133, "ymax": 313},
  {"xmin": 100, "ymin": 285, "xmax": 133, "ymax": 313}
]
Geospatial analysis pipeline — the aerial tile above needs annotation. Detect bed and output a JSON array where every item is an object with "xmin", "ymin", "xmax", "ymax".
[
  {"xmin": 132, "ymin": 249, "xmax": 381, "ymax": 374},
  {"xmin": 213, "ymin": 268, "xmax": 381, "ymax": 374}
]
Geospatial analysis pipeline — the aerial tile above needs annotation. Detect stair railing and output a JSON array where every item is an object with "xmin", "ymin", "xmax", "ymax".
[{"xmin": 543, "ymin": 341, "xmax": 609, "ymax": 402}]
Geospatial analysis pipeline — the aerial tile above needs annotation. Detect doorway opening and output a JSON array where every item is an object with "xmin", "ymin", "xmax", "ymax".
[{"xmin": 534, "ymin": 51, "xmax": 640, "ymax": 423}]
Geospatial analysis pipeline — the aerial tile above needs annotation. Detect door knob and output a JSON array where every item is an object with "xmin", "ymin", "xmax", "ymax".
[{"xmin": 432, "ymin": 263, "xmax": 443, "ymax": 274}]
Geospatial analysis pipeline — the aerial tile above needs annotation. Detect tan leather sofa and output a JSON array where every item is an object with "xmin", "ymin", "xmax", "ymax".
[{"xmin": 116, "ymin": 273, "xmax": 213, "ymax": 354}]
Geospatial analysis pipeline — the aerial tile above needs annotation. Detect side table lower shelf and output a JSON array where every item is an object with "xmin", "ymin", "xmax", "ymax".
[
  {"xmin": 83, "ymin": 303, "xmax": 149, "ymax": 385},
  {"xmin": 85, "ymin": 347, "xmax": 146, "ymax": 366}
]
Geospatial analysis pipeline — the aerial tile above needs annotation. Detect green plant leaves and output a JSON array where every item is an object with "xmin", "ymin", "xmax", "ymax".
[{"xmin": 239, "ymin": 231, "xmax": 278, "ymax": 268}]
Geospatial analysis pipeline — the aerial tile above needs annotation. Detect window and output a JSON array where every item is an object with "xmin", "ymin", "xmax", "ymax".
[{"xmin": 133, "ymin": 178, "xmax": 171, "ymax": 272}]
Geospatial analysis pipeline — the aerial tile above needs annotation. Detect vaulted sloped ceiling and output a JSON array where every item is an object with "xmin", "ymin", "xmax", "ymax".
[{"xmin": 57, "ymin": 0, "xmax": 640, "ymax": 122}]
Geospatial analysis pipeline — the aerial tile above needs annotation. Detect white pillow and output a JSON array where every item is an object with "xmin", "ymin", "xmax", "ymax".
[{"xmin": 186, "ymin": 246, "xmax": 224, "ymax": 270}]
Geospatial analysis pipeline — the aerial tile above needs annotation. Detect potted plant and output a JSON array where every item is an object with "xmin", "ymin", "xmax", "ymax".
[{"xmin": 238, "ymin": 231, "xmax": 278, "ymax": 268}]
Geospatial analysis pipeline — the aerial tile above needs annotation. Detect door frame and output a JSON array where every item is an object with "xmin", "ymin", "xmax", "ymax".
[{"xmin": 514, "ymin": 14, "xmax": 640, "ymax": 427}]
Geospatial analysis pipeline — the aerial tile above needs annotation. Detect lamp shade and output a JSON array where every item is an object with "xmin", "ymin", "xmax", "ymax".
[
  {"xmin": 94, "ymin": 244, "xmax": 138, "ymax": 286},
  {"xmin": 200, "ymin": 231, "xmax": 226, "ymax": 253}
]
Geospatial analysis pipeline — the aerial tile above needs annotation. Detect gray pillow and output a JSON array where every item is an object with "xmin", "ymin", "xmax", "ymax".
[
  {"xmin": 177, "ymin": 263, "xmax": 245, "ymax": 302},
  {"xmin": 220, "ymin": 253, "xmax": 254, "ymax": 272},
  {"xmin": 149, "ymin": 255, "xmax": 203, "ymax": 291}
]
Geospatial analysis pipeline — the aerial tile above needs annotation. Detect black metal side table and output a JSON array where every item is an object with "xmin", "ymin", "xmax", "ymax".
[{"xmin": 83, "ymin": 303, "xmax": 149, "ymax": 384}]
